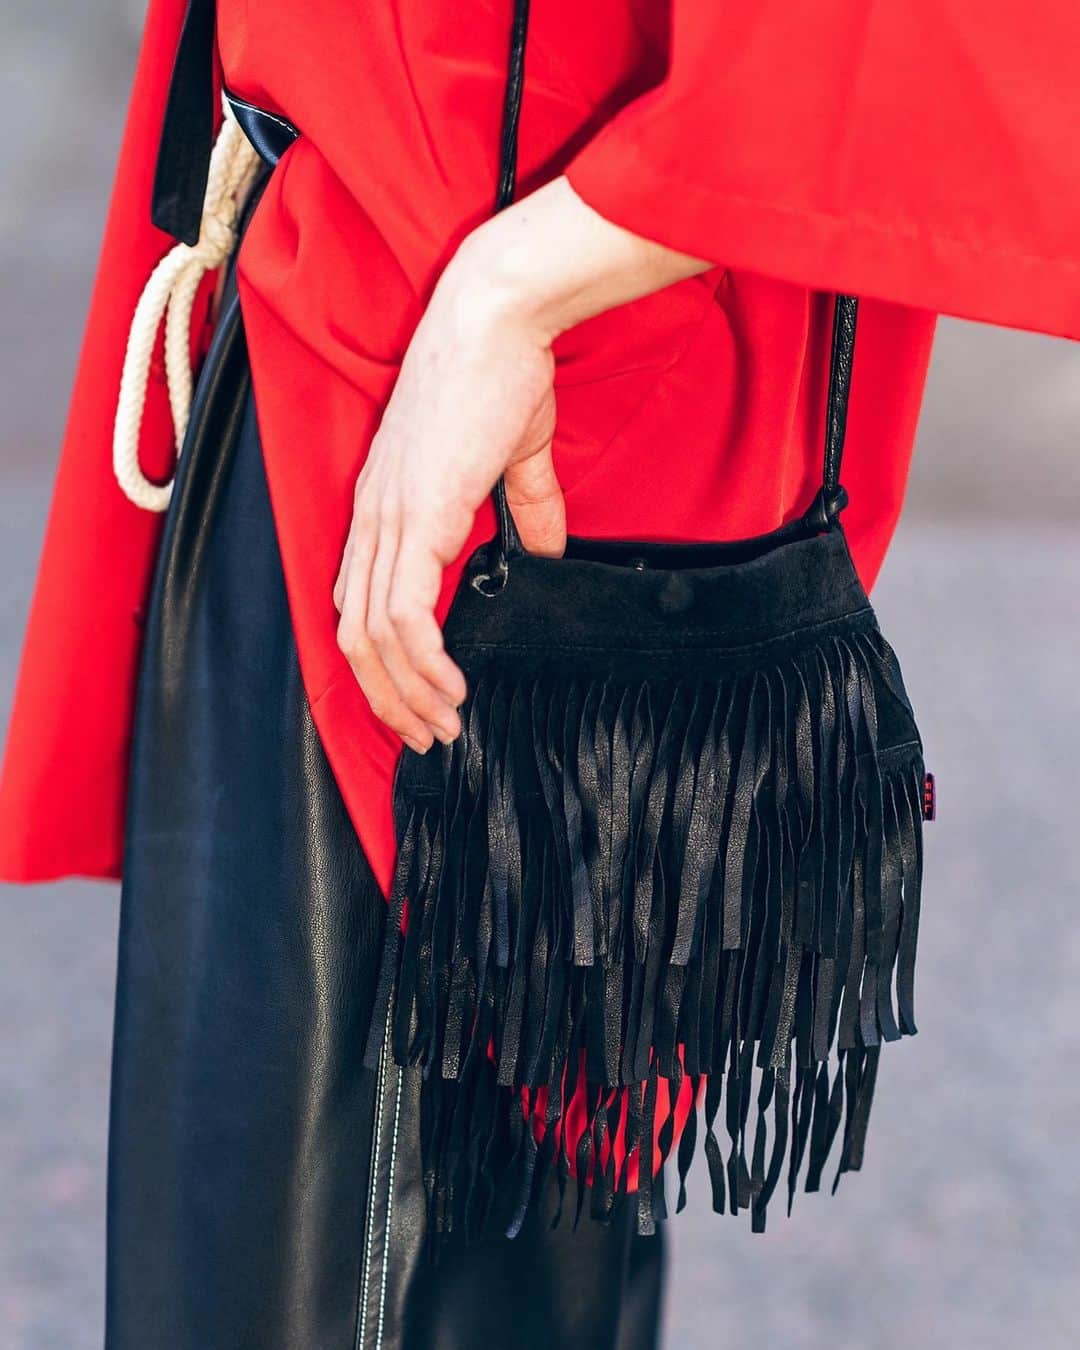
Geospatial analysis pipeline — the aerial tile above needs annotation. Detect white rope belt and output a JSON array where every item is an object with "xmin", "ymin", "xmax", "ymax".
[{"xmin": 113, "ymin": 98, "xmax": 260, "ymax": 512}]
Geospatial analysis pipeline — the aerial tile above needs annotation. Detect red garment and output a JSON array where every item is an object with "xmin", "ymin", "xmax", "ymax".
[{"xmin": 2, "ymin": 1, "xmax": 1077, "ymax": 888}]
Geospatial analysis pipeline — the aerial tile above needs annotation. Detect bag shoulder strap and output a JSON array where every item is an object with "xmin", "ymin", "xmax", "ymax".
[
  {"xmin": 491, "ymin": 0, "xmax": 857, "ymax": 564},
  {"xmin": 815, "ymin": 294, "xmax": 859, "ymax": 527}
]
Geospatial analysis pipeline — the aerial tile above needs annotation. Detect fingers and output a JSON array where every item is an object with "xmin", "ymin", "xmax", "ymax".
[
  {"xmin": 386, "ymin": 533, "xmax": 468, "ymax": 707},
  {"xmin": 332, "ymin": 518, "xmax": 355, "ymax": 613},
  {"xmin": 366, "ymin": 515, "xmax": 462, "ymax": 744},
  {"xmin": 335, "ymin": 488, "xmax": 466, "ymax": 752},
  {"xmin": 336, "ymin": 449, "xmax": 563, "ymax": 750},
  {"xmin": 503, "ymin": 444, "xmax": 567, "ymax": 558},
  {"xmin": 331, "ymin": 278, "xmax": 559, "ymax": 747},
  {"xmin": 336, "ymin": 502, "xmax": 433, "ymax": 752}
]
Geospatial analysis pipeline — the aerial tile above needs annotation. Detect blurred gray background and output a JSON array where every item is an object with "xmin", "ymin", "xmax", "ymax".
[{"xmin": 2, "ymin": 5, "xmax": 1079, "ymax": 1349}]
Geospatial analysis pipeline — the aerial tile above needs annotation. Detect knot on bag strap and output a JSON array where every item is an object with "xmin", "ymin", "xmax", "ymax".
[{"xmin": 113, "ymin": 97, "xmax": 260, "ymax": 513}]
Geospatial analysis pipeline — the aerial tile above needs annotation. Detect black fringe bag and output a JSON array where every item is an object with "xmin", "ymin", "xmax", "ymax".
[{"xmin": 364, "ymin": 0, "xmax": 932, "ymax": 1244}]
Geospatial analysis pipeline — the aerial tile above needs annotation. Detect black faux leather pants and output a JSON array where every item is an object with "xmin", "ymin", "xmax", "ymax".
[{"xmin": 104, "ymin": 286, "xmax": 666, "ymax": 1350}]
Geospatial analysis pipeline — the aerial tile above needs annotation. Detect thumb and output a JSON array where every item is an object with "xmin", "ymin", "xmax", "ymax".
[{"xmin": 503, "ymin": 444, "xmax": 567, "ymax": 558}]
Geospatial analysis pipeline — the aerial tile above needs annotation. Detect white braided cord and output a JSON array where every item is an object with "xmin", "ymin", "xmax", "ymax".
[{"xmin": 112, "ymin": 99, "xmax": 260, "ymax": 511}]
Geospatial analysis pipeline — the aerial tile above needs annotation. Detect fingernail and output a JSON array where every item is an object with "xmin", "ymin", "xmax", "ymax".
[{"xmin": 403, "ymin": 736, "xmax": 427, "ymax": 754}]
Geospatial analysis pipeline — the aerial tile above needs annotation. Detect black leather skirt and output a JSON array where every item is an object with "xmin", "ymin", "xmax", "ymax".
[{"xmin": 104, "ymin": 263, "xmax": 665, "ymax": 1347}]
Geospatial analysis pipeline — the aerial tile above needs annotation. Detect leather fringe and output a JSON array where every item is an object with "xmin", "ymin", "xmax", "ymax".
[{"xmin": 364, "ymin": 627, "xmax": 925, "ymax": 1241}]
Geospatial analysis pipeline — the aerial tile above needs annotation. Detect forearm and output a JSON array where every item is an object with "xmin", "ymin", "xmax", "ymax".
[{"xmin": 439, "ymin": 176, "xmax": 715, "ymax": 343}]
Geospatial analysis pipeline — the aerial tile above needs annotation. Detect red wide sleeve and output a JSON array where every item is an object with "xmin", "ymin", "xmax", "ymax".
[
  {"xmin": 0, "ymin": 0, "xmax": 205, "ymax": 882},
  {"xmin": 565, "ymin": 2, "xmax": 1080, "ymax": 340}
]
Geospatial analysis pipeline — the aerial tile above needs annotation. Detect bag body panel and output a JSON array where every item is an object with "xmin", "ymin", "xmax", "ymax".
[{"xmin": 372, "ymin": 510, "xmax": 927, "ymax": 1244}]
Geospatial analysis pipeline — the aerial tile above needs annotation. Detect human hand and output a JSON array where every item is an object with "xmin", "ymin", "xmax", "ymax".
[
  {"xmin": 334, "ymin": 177, "xmax": 711, "ymax": 751},
  {"xmin": 333, "ymin": 259, "xmax": 564, "ymax": 752}
]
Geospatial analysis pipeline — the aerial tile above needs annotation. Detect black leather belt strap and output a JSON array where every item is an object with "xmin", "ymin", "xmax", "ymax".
[
  {"xmin": 151, "ymin": 0, "xmax": 302, "ymax": 241},
  {"xmin": 224, "ymin": 91, "xmax": 300, "ymax": 166},
  {"xmin": 152, "ymin": 0, "xmax": 215, "ymax": 245}
]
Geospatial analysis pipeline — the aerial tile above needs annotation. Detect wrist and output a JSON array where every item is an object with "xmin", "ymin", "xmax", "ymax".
[
  {"xmin": 442, "ymin": 176, "xmax": 713, "ymax": 344},
  {"xmin": 440, "ymin": 213, "xmax": 566, "ymax": 346},
  {"xmin": 424, "ymin": 248, "xmax": 550, "ymax": 370}
]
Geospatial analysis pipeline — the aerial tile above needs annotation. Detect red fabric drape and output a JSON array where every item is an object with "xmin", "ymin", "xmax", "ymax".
[
  {"xmin": 566, "ymin": 3, "xmax": 1080, "ymax": 339},
  {"xmin": 2, "ymin": 1, "xmax": 1076, "ymax": 885},
  {"xmin": 0, "ymin": 0, "xmax": 192, "ymax": 880}
]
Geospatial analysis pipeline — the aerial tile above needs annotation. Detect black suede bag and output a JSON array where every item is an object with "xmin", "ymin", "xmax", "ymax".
[{"xmin": 363, "ymin": 0, "xmax": 931, "ymax": 1245}]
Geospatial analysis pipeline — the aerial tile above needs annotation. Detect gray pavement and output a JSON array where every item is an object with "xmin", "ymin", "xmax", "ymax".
[
  {"xmin": 3, "ymin": 5, "xmax": 1080, "ymax": 1349},
  {"xmin": 666, "ymin": 522, "xmax": 1080, "ymax": 1350}
]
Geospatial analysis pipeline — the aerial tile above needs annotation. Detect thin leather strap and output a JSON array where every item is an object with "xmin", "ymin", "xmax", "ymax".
[
  {"xmin": 824, "ymin": 295, "xmax": 858, "ymax": 496},
  {"xmin": 818, "ymin": 293, "xmax": 859, "ymax": 520},
  {"xmin": 489, "ymin": 0, "xmax": 858, "ymax": 566},
  {"xmin": 799, "ymin": 293, "xmax": 859, "ymax": 530},
  {"xmin": 490, "ymin": 0, "xmax": 532, "ymax": 567},
  {"xmin": 496, "ymin": 0, "xmax": 531, "ymax": 216}
]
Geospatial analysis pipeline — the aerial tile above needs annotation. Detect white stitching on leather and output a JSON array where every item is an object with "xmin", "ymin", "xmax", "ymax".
[
  {"xmin": 357, "ymin": 1005, "xmax": 392, "ymax": 1349},
  {"xmin": 374, "ymin": 1063, "xmax": 404, "ymax": 1350},
  {"xmin": 224, "ymin": 91, "xmax": 299, "ymax": 135}
]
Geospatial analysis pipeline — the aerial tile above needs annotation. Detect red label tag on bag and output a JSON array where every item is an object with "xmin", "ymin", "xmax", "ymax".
[{"xmin": 922, "ymin": 772, "xmax": 936, "ymax": 821}]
